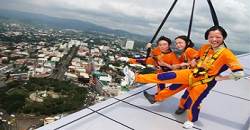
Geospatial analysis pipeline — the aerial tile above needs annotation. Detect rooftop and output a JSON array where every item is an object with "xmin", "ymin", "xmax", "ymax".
[{"xmin": 37, "ymin": 53, "xmax": 250, "ymax": 130}]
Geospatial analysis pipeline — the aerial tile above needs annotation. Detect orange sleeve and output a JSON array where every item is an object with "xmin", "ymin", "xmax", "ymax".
[
  {"xmin": 128, "ymin": 58, "xmax": 137, "ymax": 64},
  {"xmin": 158, "ymin": 52, "xmax": 180, "ymax": 65},
  {"xmin": 224, "ymin": 49, "xmax": 243, "ymax": 71},
  {"xmin": 197, "ymin": 44, "xmax": 210, "ymax": 57},
  {"xmin": 170, "ymin": 52, "xmax": 181, "ymax": 64},
  {"xmin": 186, "ymin": 48, "xmax": 199, "ymax": 60},
  {"xmin": 145, "ymin": 57, "xmax": 156, "ymax": 65},
  {"xmin": 129, "ymin": 57, "xmax": 156, "ymax": 66},
  {"xmin": 151, "ymin": 47, "xmax": 161, "ymax": 56}
]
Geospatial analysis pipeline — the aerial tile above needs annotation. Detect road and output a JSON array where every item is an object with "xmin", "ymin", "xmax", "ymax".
[{"xmin": 49, "ymin": 46, "xmax": 78, "ymax": 80}]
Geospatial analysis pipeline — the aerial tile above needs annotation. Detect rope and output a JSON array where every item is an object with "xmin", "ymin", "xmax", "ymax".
[
  {"xmin": 207, "ymin": 0, "xmax": 219, "ymax": 26},
  {"xmin": 146, "ymin": 0, "xmax": 178, "ymax": 58},
  {"xmin": 187, "ymin": 0, "xmax": 196, "ymax": 40}
]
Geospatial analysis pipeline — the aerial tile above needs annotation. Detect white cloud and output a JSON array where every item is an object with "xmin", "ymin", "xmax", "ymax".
[{"xmin": 0, "ymin": 0, "xmax": 249, "ymax": 52}]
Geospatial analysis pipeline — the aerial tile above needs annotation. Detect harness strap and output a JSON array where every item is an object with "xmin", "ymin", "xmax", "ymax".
[
  {"xmin": 187, "ymin": 0, "xmax": 196, "ymax": 40},
  {"xmin": 190, "ymin": 76, "xmax": 215, "ymax": 87},
  {"xmin": 207, "ymin": 0, "xmax": 219, "ymax": 26},
  {"xmin": 193, "ymin": 47, "xmax": 225, "ymax": 76},
  {"xmin": 190, "ymin": 46, "xmax": 226, "ymax": 87}
]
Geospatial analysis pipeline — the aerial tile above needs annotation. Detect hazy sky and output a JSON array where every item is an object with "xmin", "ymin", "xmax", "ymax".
[{"xmin": 1, "ymin": 0, "xmax": 250, "ymax": 52}]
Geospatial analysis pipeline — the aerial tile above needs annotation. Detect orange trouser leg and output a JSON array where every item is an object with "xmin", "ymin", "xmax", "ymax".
[
  {"xmin": 129, "ymin": 58, "xmax": 139, "ymax": 64},
  {"xmin": 187, "ymin": 83, "xmax": 210, "ymax": 122},
  {"xmin": 135, "ymin": 69, "xmax": 192, "ymax": 85},
  {"xmin": 129, "ymin": 58, "xmax": 155, "ymax": 66},
  {"xmin": 155, "ymin": 84, "xmax": 187, "ymax": 102}
]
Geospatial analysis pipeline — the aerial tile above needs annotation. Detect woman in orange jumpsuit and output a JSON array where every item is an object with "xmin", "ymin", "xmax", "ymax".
[
  {"xmin": 120, "ymin": 36, "xmax": 180, "ymax": 92},
  {"xmin": 128, "ymin": 36, "xmax": 179, "ymax": 72},
  {"xmin": 123, "ymin": 26, "xmax": 244, "ymax": 129}
]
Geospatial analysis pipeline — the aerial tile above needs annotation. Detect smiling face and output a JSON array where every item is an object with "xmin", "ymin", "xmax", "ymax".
[
  {"xmin": 158, "ymin": 40, "xmax": 170, "ymax": 53},
  {"xmin": 208, "ymin": 30, "xmax": 224, "ymax": 49},
  {"xmin": 175, "ymin": 38, "xmax": 187, "ymax": 51}
]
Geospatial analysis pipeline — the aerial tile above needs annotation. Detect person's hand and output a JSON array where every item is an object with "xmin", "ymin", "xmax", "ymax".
[
  {"xmin": 146, "ymin": 43, "xmax": 152, "ymax": 49},
  {"xmin": 156, "ymin": 66, "xmax": 162, "ymax": 70},
  {"xmin": 190, "ymin": 59, "xmax": 197, "ymax": 67},
  {"xmin": 157, "ymin": 61, "xmax": 172, "ymax": 69},
  {"xmin": 229, "ymin": 71, "xmax": 244, "ymax": 81},
  {"xmin": 180, "ymin": 62, "xmax": 189, "ymax": 67},
  {"xmin": 215, "ymin": 71, "xmax": 244, "ymax": 81},
  {"xmin": 157, "ymin": 61, "xmax": 167, "ymax": 66},
  {"xmin": 118, "ymin": 57, "xmax": 129, "ymax": 62},
  {"xmin": 215, "ymin": 75, "xmax": 229, "ymax": 81}
]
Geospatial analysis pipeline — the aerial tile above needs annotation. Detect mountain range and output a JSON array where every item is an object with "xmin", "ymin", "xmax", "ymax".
[{"xmin": 0, "ymin": 9, "xmax": 150, "ymax": 42}]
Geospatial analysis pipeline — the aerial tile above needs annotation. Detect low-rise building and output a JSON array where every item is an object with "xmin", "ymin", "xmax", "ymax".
[
  {"xmin": 64, "ymin": 72, "xmax": 78, "ymax": 81},
  {"xmin": 10, "ymin": 72, "xmax": 29, "ymax": 81}
]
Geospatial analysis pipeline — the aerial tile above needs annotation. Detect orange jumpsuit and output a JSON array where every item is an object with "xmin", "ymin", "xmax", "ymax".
[
  {"xmin": 179, "ymin": 47, "xmax": 199, "ymax": 64},
  {"xmin": 129, "ymin": 47, "xmax": 180, "ymax": 92},
  {"xmin": 135, "ymin": 44, "xmax": 243, "ymax": 122},
  {"xmin": 155, "ymin": 47, "xmax": 199, "ymax": 110},
  {"xmin": 176, "ymin": 47, "xmax": 199, "ymax": 110},
  {"xmin": 153, "ymin": 51, "xmax": 180, "ymax": 92}
]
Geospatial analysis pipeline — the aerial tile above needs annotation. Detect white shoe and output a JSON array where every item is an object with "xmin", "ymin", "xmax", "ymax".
[
  {"xmin": 123, "ymin": 66, "xmax": 135, "ymax": 86},
  {"xmin": 183, "ymin": 121, "xmax": 194, "ymax": 129},
  {"xmin": 118, "ymin": 57, "xmax": 129, "ymax": 62},
  {"xmin": 121, "ymin": 79, "xmax": 128, "ymax": 87}
]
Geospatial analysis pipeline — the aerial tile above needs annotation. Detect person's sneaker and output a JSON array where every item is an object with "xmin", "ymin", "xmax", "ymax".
[
  {"xmin": 175, "ymin": 107, "xmax": 186, "ymax": 115},
  {"xmin": 143, "ymin": 91, "xmax": 156, "ymax": 104},
  {"xmin": 123, "ymin": 66, "xmax": 135, "ymax": 86},
  {"xmin": 183, "ymin": 121, "xmax": 194, "ymax": 129},
  {"xmin": 118, "ymin": 57, "xmax": 129, "ymax": 62}
]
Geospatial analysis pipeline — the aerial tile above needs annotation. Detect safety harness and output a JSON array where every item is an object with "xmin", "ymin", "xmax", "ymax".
[{"xmin": 189, "ymin": 45, "xmax": 226, "ymax": 87}]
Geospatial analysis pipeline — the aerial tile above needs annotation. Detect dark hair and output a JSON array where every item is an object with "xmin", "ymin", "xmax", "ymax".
[
  {"xmin": 157, "ymin": 36, "xmax": 172, "ymax": 45},
  {"xmin": 175, "ymin": 35, "xmax": 195, "ymax": 50},
  {"xmin": 205, "ymin": 25, "xmax": 227, "ymax": 40}
]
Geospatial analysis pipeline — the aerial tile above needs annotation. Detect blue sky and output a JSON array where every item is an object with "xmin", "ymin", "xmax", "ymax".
[{"xmin": 0, "ymin": 0, "xmax": 249, "ymax": 52}]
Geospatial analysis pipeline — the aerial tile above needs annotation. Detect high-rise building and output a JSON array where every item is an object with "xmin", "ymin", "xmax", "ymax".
[{"xmin": 125, "ymin": 40, "xmax": 134, "ymax": 50}]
